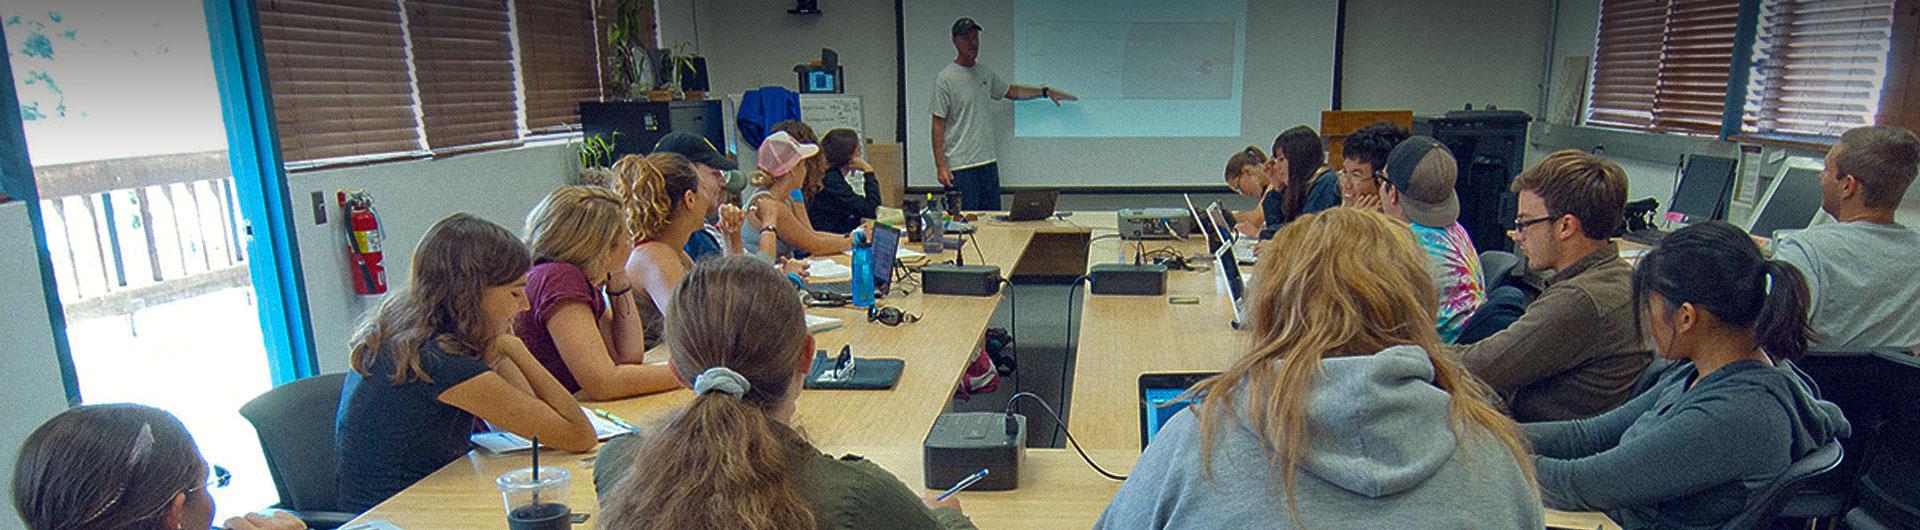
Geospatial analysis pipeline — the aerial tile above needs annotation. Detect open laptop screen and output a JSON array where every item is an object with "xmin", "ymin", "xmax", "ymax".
[
  {"xmin": 1138, "ymin": 372, "xmax": 1218, "ymax": 449},
  {"xmin": 871, "ymin": 224, "xmax": 902, "ymax": 290}
]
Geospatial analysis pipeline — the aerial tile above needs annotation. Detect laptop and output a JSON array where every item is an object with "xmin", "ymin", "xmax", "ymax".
[
  {"xmin": 1138, "ymin": 372, "xmax": 1219, "ymax": 449},
  {"xmin": 1217, "ymin": 243, "xmax": 1249, "ymax": 329},
  {"xmin": 1002, "ymin": 189, "xmax": 1060, "ymax": 222},
  {"xmin": 806, "ymin": 223, "xmax": 902, "ymax": 297},
  {"xmin": 1206, "ymin": 202, "xmax": 1257, "ymax": 264},
  {"xmin": 1185, "ymin": 193, "xmax": 1223, "ymax": 253}
]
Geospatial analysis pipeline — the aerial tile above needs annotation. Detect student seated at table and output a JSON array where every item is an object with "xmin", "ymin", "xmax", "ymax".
[
  {"xmin": 1379, "ymin": 136, "xmax": 1485, "ymax": 343},
  {"xmin": 593, "ymin": 256, "xmax": 976, "ymax": 530},
  {"xmin": 808, "ymin": 128, "xmax": 883, "ymax": 234},
  {"xmin": 336, "ymin": 213, "xmax": 598, "ymax": 513},
  {"xmin": 650, "ymin": 132, "xmax": 748, "ymax": 262},
  {"xmin": 1097, "ymin": 208, "xmax": 1542, "ymax": 529},
  {"xmin": 1455, "ymin": 150, "xmax": 1649, "ymax": 422},
  {"xmin": 1335, "ymin": 121, "xmax": 1410, "ymax": 211},
  {"xmin": 743, "ymin": 130, "xmax": 858, "ymax": 259},
  {"xmin": 13, "ymin": 404, "xmax": 307, "ymax": 530},
  {"xmin": 513, "ymin": 185, "xmax": 678, "ymax": 400},
  {"xmin": 1769, "ymin": 125, "xmax": 1920, "ymax": 351},
  {"xmin": 619, "ymin": 152, "xmax": 734, "ymax": 340},
  {"xmin": 1222, "ymin": 145, "xmax": 1271, "ymax": 236},
  {"xmin": 1258, "ymin": 126, "xmax": 1330, "ymax": 239},
  {"xmin": 1528, "ymin": 221, "xmax": 1850, "ymax": 530}
]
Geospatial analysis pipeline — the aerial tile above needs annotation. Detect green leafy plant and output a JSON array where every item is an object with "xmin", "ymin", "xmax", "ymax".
[
  {"xmin": 600, "ymin": 0, "xmax": 655, "ymax": 100},
  {"xmin": 578, "ymin": 132, "xmax": 619, "ymax": 169}
]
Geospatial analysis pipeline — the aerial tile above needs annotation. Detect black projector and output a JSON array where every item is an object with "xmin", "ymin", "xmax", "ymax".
[
  {"xmin": 922, "ymin": 264, "xmax": 1002, "ymax": 296},
  {"xmin": 924, "ymin": 412, "xmax": 1025, "ymax": 491},
  {"xmin": 1089, "ymin": 263, "xmax": 1167, "ymax": 296}
]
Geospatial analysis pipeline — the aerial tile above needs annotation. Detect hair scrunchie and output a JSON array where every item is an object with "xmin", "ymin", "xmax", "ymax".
[{"xmin": 692, "ymin": 366, "xmax": 751, "ymax": 398}]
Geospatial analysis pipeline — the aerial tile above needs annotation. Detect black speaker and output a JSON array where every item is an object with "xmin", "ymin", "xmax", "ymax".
[
  {"xmin": 1089, "ymin": 264, "xmax": 1167, "ymax": 296},
  {"xmin": 922, "ymin": 264, "xmax": 1002, "ymax": 296},
  {"xmin": 1416, "ymin": 107, "xmax": 1530, "ymax": 253}
]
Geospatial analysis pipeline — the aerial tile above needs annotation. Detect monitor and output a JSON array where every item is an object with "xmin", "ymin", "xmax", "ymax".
[
  {"xmin": 871, "ymin": 224, "xmax": 902, "ymax": 291},
  {"xmin": 1746, "ymin": 157, "xmax": 1826, "ymax": 239},
  {"xmin": 1137, "ymin": 372, "xmax": 1217, "ymax": 449},
  {"xmin": 1668, "ymin": 155, "xmax": 1738, "ymax": 224}
]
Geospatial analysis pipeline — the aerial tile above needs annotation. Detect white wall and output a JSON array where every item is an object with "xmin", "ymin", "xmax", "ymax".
[
  {"xmin": 291, "ymin": 144, "xmax": 575, "ymax": 373},
  {"xmin": 1340, "ymin": 0, "xmax": 1552, "ymax": 116},
  {"xmin": 656, "ymin": 0, "xmax": 901, "ymax": 143},
  {"xmin": 0, "ymin": 201, "xmax": 75, "ymax": 530}
]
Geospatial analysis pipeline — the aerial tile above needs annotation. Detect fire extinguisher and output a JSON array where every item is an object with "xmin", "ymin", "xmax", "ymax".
[{"xmin": 338, "ymin": 190, "xmax": 387, "ymax": 295}]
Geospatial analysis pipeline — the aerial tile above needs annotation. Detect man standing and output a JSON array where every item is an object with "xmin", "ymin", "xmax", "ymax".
[
  {"xmin": 1771, "ymin": 125, "xmax": 1920, "ymax": 351},
  {"xmin": 1379, "ymin": 137, "xmax": 1484, "ymax": 342},
  {"xmin": 1456, "ymin": 150, "xmax": 1648, "ymax": 422},
  {"xmin": 932, "ymin": 17, "xmax": 1076, "ymax": 210}
]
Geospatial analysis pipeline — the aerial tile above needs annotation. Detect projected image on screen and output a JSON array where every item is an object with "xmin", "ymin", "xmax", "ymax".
[{"xmin": 1014, "ymin": 0, "xmax": 1246, "ymax": 138}]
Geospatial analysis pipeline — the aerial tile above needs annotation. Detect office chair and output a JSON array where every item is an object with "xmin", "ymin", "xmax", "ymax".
[
  {"xmin": 1722, "ymin": 440, "xmax": 1844, "ymax": 530},
  {"xmin": 238, "ymin": 372, "xmax": 357, "ymax": 529},
  {"xmin": 1782, "ymin": 349, "xmax": 1920, "ymax": 526}
]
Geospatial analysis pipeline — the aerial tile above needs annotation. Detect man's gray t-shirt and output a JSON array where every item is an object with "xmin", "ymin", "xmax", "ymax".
[
  {"xmin": 932, "ymin": 62, "xmax": 1010, "ymax": 170},
  {"xmin": 1772, "ymin": 221, "xmax": 1920, "ymax": 351}
]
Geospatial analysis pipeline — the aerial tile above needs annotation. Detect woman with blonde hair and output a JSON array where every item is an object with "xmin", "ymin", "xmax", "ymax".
[
  {"xmin": 511, "ymin": 185, "xmax": 678, "ymax": 401},
  {"xmin": 743, "ymin": 129, "xmax": 859, "ymax": 259},
  {"xmin": 593, "ymin": 257, "xmax": 975, "ymax": 530},
  {"xmin": 1097, "ymin": 208, "xmax": 1541, "ymax": 529},
  {"xmin": 337, "ymin": 213, "xmax": 597, "ymax": 513},
  {"xmin": 617, "ymin": 152, "xmax": 711, "ymax": 324}
]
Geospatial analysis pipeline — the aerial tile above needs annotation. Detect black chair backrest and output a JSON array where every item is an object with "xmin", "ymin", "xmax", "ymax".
[
  {"xmin": 238, "ymin": 372, "xmax": 346, "ymax": 512},
  {"xmin": 1723, "ymin": 439, "xmax": 1844, "ymax": 530},
  {"xmin": 1478, "ymin": 250, "xmax": 1521, "ymax": 291}
]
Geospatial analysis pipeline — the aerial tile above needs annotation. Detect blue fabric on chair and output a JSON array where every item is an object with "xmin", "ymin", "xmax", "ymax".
[{"xmin": 737, "ymin": 86, "xmax": 801, "ymax": 148}]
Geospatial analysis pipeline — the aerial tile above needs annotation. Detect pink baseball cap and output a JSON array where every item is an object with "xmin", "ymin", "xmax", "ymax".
[{"xmin": 756, "ymin": 131, "xmax": 821, "ymax": 176}]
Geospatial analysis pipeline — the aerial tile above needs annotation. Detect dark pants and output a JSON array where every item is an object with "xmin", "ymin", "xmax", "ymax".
[{"xmin": 949, "ymin": 162, "xmax": 1002, "ymax": 211}]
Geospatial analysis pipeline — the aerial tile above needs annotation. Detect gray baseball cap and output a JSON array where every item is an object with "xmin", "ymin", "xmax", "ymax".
[
  {"xmin": 1383, "ymin": 136, "xmax": 1460, "ymax": 228},
  {"xmin": 952, "ymin": 18, "xmax": 983, "ymax": 37}
]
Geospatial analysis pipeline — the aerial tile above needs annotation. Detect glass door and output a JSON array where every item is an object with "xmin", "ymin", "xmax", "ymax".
[{"xmin": 5, "ymin": 0, "xmax": 277, "ymax": 518}]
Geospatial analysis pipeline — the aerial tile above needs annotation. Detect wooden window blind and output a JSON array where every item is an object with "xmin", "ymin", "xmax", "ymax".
[
  {"xmin": 258, "ymin": 0, "xmax": 424, "ymax": 164},
  {"xmin": 1742, "ymin": 0, "xmax": 1899, "ymax": 141},
  {"xmin": 1585, "ymin": 0, "xmax": 1741, "ymax": 135},
  {"xmin": 407, "ymin": 0, "xmax": 522, "ymax": 152},
  {"xmin": 514, "ymin": 0, "xmax": 602, "ymax": 133}
]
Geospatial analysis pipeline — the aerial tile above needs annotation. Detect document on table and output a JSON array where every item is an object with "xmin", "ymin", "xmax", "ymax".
[
  {"xmin": 808, "ymin": 258, "xmax": 852, "ymax": 279},
  {"xmin": 471, "ymin": 407, "xmax": 629, "ymax": 454}
]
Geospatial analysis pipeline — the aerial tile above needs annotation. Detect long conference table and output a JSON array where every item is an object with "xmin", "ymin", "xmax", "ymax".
[{"xmin": 349, "ymin": 212, "xmax": 1620, "ymax": 530}]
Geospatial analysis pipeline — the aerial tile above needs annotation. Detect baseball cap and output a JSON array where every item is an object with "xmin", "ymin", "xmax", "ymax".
[
  {"xmin": 1383, "ymin": 136, "xmax": 1460, "ymax": 228},
  {"xmin": 756, "ymin": 131, "xmax": 821, "ymax": 177},
  {"xmin": 952, "ymin": 18, "xmax": 983, "ymax": 37},
  {"xmin": 652, "ymin": 132, "xmax": 736, "ymax": 171}
]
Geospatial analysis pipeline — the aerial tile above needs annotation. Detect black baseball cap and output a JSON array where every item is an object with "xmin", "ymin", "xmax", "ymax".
[
  {"xmin": 652, "ymin": 132, "xmax": 736, "ymax": 171},
  {"xmin": 952, "ymin": 18, "xmax": 983, "ymax": 37}
]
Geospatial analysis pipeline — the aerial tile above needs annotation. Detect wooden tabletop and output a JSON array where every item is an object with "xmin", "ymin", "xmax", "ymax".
[{"xmin": 348, "ymin": 212, "xmax": 1618, "ymax": 530}]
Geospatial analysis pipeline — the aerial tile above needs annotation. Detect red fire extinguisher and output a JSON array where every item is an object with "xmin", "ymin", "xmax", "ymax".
[{"xmin": 338, "ymin": 190, "xmax": 387, "ymax": 295}]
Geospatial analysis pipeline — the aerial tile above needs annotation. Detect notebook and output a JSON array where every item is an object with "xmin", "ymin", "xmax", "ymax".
[{"xmin": 470, "ymin": 406, "xmax": 631, "ymax": 454}]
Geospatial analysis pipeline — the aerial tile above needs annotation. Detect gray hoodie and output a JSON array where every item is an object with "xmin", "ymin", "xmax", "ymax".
[
  {"xmin": 1528, "ymin": 359, "xmax": 1850, "ymax": 530},
  {"xmin": 1096, "ymin": 345, "xmax": 1543, "ymax": 529}
]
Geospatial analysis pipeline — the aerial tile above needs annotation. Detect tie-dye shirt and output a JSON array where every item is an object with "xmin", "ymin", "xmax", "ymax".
[{"xmin": 1407, "ymin": 221, "xmax": 1485, "ymax": 342}]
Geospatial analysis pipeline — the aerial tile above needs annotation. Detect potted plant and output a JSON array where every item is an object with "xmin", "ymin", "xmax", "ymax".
[
  {"xmin": 601, "ymin": 0, "xmax": 655, "ymax": 100},
  {"xmin": 576, "ymin": 132, "xmax": 619, "ymax": 187}
]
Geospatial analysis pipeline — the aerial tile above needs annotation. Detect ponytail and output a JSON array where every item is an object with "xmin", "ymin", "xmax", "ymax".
[
  {"xmin": 598, "ymin": 257, "xmax": 815, "ymax": 530},
  {"xmin": 1631, "ymin": 221, "xmax": 1813, "ymax": 360},
  {"xmin": 1753, "ymin": 260, "xmax": 1812, "ymax": 361},
  {"xmin": 613, "ymin": 153, "xmax": 701, "ymax": 242}
]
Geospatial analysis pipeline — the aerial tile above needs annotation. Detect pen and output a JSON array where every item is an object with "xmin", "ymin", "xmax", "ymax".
[
  {"xmin": 935, "ymin": 469, "xmax": 989, "ymax": 501},
  {"xmin": 592, "ymin": 408, "xmax": 640, "ymax": 433}
]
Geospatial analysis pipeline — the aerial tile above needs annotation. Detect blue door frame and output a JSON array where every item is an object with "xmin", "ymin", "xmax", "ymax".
[
  {"xmin": 0, "ymin": 0, "xmax": 321, "ymax": 402},
  {"xmin": 205, "ymin": 0, "xmax": 321, "ymax": 384}
]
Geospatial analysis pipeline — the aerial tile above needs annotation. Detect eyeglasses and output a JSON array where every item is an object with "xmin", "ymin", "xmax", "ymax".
[
  {"xmin": 188, "ymin": 465, "xmax": 232, "ymax": 494},
  {"xmin": 1513, "ymin": 215, "xmax": 1557, "ymax": 231}
]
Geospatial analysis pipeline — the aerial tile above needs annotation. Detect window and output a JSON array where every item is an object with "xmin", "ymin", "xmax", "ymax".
[
  {"xmin": 259, "ymin": 0, "xmax": 608, "ymax": 166},
  {"xmin": 1742, "ymin": 0, "xmax": 1899, "ymax": 142},
  {"xmin": 1585, "ymin": 0, "xmax": 1743, "ymax": 136}
]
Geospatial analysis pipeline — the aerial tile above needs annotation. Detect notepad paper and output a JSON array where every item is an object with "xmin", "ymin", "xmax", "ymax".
[
  {"xmin": 896, "ymin": 246, "xmax": 927, "ymax": 260},
  {"xmin": 808, "ymin": 259, "xmax": 852, "ymax": 279},
  {"xmin": 470, "ymin": 407, "xmax": 630, "ymax": 454},
  {"xmin": 806, "ymin": 314, "xmax": 844, "ymax": 334}
]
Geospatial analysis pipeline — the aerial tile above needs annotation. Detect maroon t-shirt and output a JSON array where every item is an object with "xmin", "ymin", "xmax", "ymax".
[{"xmin": 513, "ymin": 261, "xmax": 605, "ymax": 393}]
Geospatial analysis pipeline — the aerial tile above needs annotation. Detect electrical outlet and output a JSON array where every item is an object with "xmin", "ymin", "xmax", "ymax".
[{"xmin": 311, "ymin": 190, "xmax": 328, "ymax": 225}]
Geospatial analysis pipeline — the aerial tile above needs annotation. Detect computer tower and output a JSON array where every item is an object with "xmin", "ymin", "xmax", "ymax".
[{"xmin": 1415, "ymin": 109, "xmax": 1530, "ymax": 253}]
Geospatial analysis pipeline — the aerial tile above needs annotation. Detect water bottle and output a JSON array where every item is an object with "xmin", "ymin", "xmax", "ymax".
[
  {"xmin": 851, "ymin": 230, "xmax": 875, "ymax": 307},
  {"xmin": 921, "ymin": 195, "xmax": 945, "ymax": 254}
]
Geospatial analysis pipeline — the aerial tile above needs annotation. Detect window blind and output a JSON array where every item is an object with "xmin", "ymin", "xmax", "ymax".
[
  {"xmin": 514, "ymin": 0, "xmax": 601, "ymax": 133},
  {"xmin": 1585, "ymin": 0, "xmax": 1740, "ymax": 135},
  {"xmin": 1743, "ymin": 0, "xmax": 1898, "ymax": 141},
  {"xmin": 258, "ymin": 0, "xmax": 424, "ymax": 164},
  {"xmin": 407, "ymin": 0, "xmax": 522, "ymax": 152}
]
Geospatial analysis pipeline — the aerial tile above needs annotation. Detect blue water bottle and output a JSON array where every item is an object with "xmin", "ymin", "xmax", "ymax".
[{"xmin": 851, "ymin": 230, "xmax": 875, "ymax": 307}]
